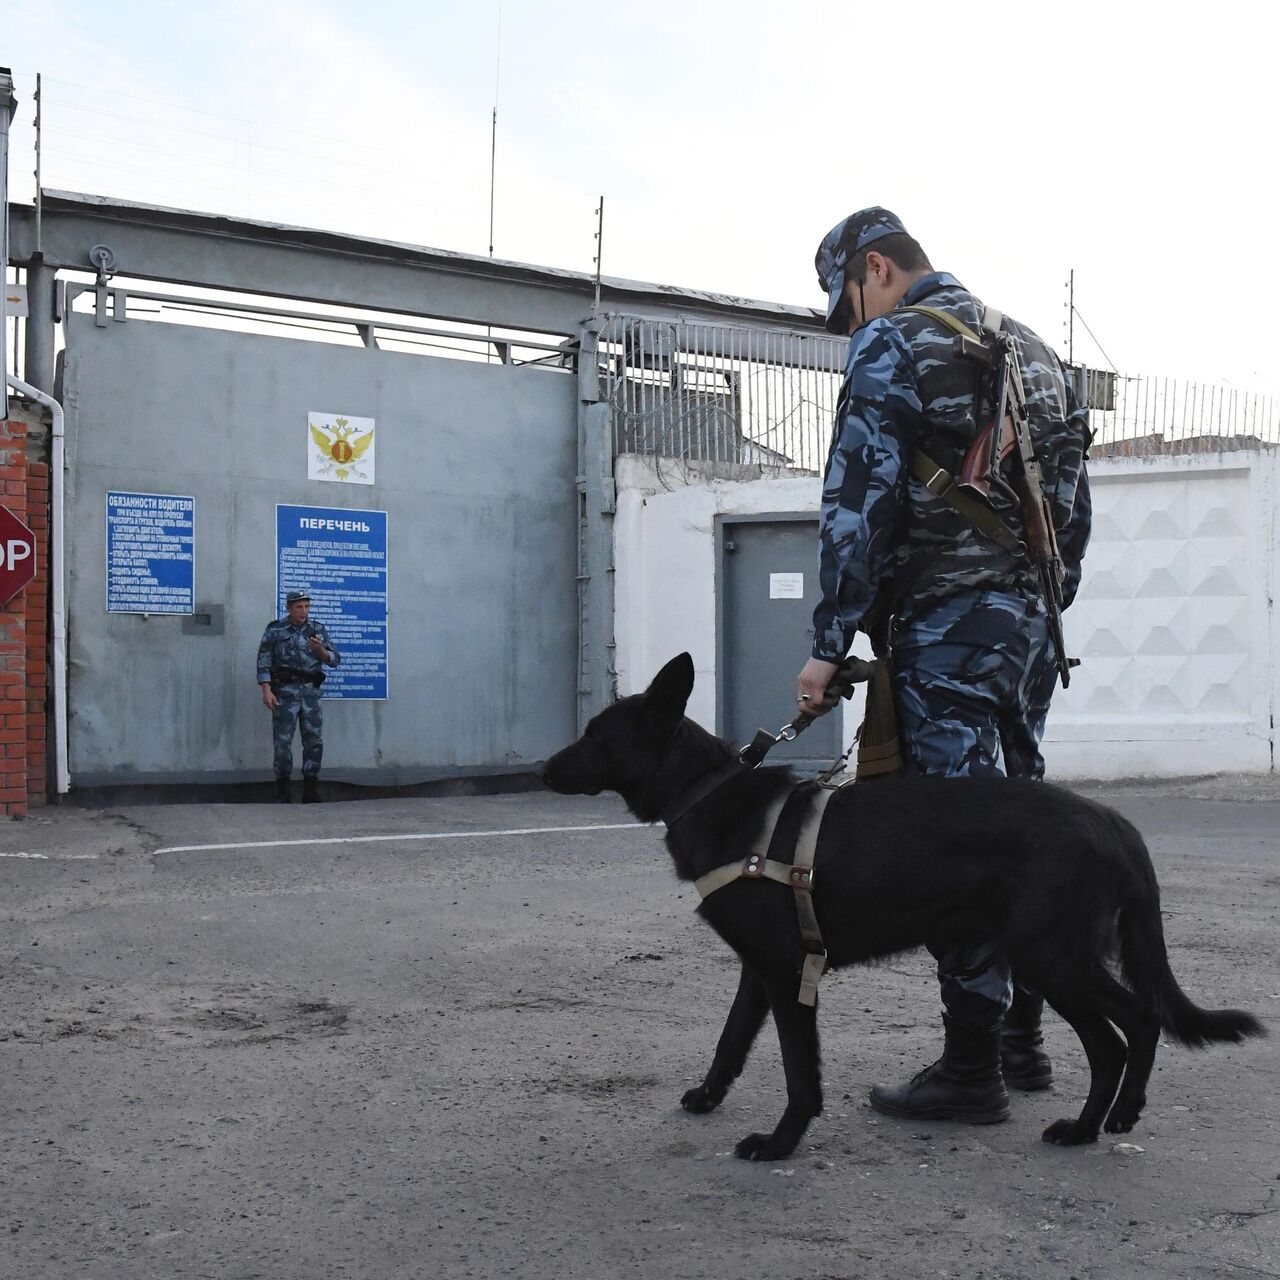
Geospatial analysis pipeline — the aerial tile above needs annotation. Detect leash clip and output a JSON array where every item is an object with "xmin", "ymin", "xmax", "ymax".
[{"xmin": 738, "ymin": 720, "xmax": 800, "ymax": 767}]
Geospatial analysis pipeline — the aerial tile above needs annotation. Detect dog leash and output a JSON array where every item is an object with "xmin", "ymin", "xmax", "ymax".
[{"xmin": 737, "ymin": 656, "xmax": 876, "ymax": 769}]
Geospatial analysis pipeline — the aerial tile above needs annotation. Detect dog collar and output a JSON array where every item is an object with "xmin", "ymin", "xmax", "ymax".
[{"xmin": 660, "ymin": 761, "xmax": 750, "ymax": 830}]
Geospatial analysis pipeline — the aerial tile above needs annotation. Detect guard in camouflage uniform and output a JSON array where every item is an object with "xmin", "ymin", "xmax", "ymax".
[
  {"xmin": 795, "ymin": 207, "xmax": 1092, "ymax": 1124},
  {"xmin": 257, "ymin": 589, "xmax": 341, "ymax": 803}
]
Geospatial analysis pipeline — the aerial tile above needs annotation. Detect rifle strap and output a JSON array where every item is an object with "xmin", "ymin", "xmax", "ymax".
[
  {"xmin": 910, "ymin": 450, "xmax": 1025, "ymax": 557},
  {"xmin": 899, "ymin": 303, "xmax": 1003, "ymax": 342},
  {"xmin": 898, "ymin": 302, "xmax": 1027, "ymax": 558}
]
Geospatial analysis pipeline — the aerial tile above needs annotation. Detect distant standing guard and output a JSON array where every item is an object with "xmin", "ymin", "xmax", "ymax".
[{"xmin": 257, "ymin": 589, "xmax": 341, "ymax": 803}]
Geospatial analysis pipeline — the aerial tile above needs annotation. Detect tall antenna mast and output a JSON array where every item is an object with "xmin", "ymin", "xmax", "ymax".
[{"xmin": 488, "ymin": 4, "xmax": 502, "ymax": 258}]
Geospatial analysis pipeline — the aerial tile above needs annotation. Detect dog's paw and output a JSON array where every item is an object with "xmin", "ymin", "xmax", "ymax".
[
  {"xmin": 1041, "ymin": 1118, "xmax": 1099, "ymax": 1147},
  {"xmin": 680, "ymin": 1084, "xmax": 723, "ymax": 1115},
  {"xmin": 1104, "ymin": 1098, "xmax": 1143, "ymax": 1134},
  {"xmin": 733, "ymin": 1132, "xmax": 796, "ymax": 1162}
]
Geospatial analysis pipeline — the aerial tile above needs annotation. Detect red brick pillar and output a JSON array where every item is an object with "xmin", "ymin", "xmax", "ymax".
[
  {"xmin": 0, "ymin": 416, "xmax": 50, "ymax": 817},
  {"xmin": 25, "ymin": 463, "xmax": 50, "ymax": 806}
]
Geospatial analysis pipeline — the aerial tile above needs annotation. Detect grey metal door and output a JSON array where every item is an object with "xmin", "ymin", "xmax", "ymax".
[{"xmin": 717, "ymin": 515, "xmax": 838, "ymax": 768}]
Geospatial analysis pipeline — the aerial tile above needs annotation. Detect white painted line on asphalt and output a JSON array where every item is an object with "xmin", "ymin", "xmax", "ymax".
[
  {"xmin": 152, "ymin": 821, "xmax": 650, "ymax": 856},
  {"xmin": 0, "ymin": 851, "xmax": 100, "ymax": 860}
]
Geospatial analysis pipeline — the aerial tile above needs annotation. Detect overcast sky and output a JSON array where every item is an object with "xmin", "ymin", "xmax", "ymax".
[{"xmin": 7, "ymin": 1, "xmax": 1279, "ymax": 395}]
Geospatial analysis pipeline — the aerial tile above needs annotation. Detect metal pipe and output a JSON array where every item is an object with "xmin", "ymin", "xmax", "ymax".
[
  {"xmin": 5, "ymin": 373, "xmax": 68, "ymax": 795},
  {"xmin": 1, "ymin": 69, "xmax": 18, "ymax": 419},
  {"xmin": 22, "ymin": 259, "xmax": 55, "ymax": 394}
]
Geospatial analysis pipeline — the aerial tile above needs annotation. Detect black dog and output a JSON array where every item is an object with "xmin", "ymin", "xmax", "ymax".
[{"xmin": 540, "ymin": 653, "xmax": 1265, "ymax": 1162}]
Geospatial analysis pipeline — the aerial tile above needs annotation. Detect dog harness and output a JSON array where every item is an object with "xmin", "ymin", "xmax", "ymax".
[{"xmin": 692, "ymin": 784, "xmax": 836, "ymax": 1007}]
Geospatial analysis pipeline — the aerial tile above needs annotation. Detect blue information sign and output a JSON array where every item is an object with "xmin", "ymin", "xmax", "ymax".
[
  {"xmin": 106, "ymin": 491, "xmax": 195, "ymax": 614},
  {"xmin": 276, "ymin": 504, "xmax": 388, "ymax": 700}
]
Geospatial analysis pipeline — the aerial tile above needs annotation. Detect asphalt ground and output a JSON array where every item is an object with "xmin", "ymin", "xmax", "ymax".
[{"xmin": 1, "ymin": 775, "xmax": 1278, "ymax": 1280}]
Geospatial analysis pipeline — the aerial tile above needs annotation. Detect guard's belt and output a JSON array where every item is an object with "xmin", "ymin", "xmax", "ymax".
[{"xmin": 271, "ymin": 667, "xmax": 325, "ymax": 687}]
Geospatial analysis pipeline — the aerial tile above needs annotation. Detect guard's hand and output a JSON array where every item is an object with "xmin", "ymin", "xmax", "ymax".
[
  {"xmin": 307, "ymin": 635, "xmax": 326, "ymax": 657},
  {"xmin": 796, "ymin": 657, "xmax": 840, "ymax": 718},
  {"xmin": 262, "ymin": 686, "xmax": 278, "ymax": 710}
]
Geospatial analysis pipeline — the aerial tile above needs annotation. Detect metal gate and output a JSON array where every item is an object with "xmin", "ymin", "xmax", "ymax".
[{"xmin": 60, "ymin": 285, "xmax": 580, "ymax": 785}]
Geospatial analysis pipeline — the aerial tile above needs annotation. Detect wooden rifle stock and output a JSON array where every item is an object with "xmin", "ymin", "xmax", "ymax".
[{"xmin": 957, "ymin": 415, "xmax": 1017, "ymax": 500}]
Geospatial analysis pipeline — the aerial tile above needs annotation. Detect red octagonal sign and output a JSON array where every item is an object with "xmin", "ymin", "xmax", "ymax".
[{"xmin": 0, "ymin": 505, "xmax": 37, "ymax": 606}]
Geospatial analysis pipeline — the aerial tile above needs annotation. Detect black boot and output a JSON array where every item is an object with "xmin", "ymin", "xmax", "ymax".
[
  {"xmin": 275, "ymin": 776, "xmax": 291, "ymax": 803},
  {"xmin": 1001, "ymin": 988, "xmax": 1053, "ymax": 1091},
  {"xmin": 869, "ymin": 1015, "xmax": 1010, "ymax": 1123},
  {"xmin": 301, "ymin": 776, "xmax": 320, "ymax": 804}
]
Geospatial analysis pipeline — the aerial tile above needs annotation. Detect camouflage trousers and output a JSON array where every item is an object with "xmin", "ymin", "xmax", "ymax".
[
  {"xmin": 272, "ymin": 682, "xmax": 324, "ymax": 779},
  {"xmin": 891, "ymin": 588, "xmax": 1055, "ymax": 1027}
]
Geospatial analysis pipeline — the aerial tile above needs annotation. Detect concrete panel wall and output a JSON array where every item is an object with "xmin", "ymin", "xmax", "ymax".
[
  {"xmin": 63, "ymin": 313, "xmax": 578, "ymax": 784},
  {"xmin": 1047, "ymin": 453, "xmax": 1274, "ymax": 778},
  {"xmin": 613, "ymin": 452, "xmax": 1278, "ymax": 780}
]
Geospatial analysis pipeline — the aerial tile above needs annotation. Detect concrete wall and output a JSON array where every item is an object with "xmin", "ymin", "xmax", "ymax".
[
  {"xmin": 1049, "ymin": 451, "xmax": 1275, "ymax": 778},
  {"xmin": 613, "ymin": 451, "xmax": 1278, "ymax": 780},
  {"xmin": 614, "ymin": 456, "xmax": 863, "ymax": 762}
]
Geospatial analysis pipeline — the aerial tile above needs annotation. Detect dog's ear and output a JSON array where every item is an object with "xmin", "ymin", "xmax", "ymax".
[{"xmin": 642, "ymin": 653, "xmax": 694, "ymax": 733}]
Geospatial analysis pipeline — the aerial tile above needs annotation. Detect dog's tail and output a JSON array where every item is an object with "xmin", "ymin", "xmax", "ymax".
[{"xmin": 1113, "ymin": 813, "xmax": 1266, "ymax": 1048}]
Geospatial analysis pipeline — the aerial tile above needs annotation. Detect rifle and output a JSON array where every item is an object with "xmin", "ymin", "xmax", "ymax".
[
  {"xmin": 957, "ymin": 325, "xmax": 1077, "ymax": 687},
  {"xmin": 900, "ymin": 305, "xmax": 1083, "ymax": 688}
]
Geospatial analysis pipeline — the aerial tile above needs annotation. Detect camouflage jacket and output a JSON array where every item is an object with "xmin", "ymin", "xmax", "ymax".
[
  {"xmin": 812, "ymin": 272, "xmax": 1092, "ymax": 661},
  {"xmin": 256, "ymin": 618, "xmax": 341, "ymax": 684}
]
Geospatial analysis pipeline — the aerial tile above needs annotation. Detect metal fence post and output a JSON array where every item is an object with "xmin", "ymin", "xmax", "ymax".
[
  {"xmin": 576, "ymin": 316, "xmax": 616, "ymax": 731},
  {"xmin": 22, "ymin": 258, "xmax": 56, "ymax": 395}
]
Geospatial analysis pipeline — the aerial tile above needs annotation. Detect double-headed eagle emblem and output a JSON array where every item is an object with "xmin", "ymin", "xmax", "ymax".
[{"xmin": 309, "ymin": 416, "xmax": 374, "ymax": 482}]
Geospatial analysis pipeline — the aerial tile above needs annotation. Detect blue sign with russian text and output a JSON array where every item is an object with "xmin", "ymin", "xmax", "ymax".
[
  {"xmin": 275, "ymin": 504, "xmax": 388, "ymax": 700},
  {"xmin": 106, "ymin": 491, "xmax": 195, "ymax": 614}
]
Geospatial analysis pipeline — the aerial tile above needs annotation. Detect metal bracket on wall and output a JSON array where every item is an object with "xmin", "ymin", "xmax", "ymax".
[
  {"xmin": 181, "ymin": 603, "xmax": 226, "ymax": 637},
  {"xmin": 89, "ymin": 244, "xmax": 117, "ymax": 328}
]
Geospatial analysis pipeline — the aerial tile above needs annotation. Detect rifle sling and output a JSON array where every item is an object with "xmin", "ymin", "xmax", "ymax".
[
  {"xmin": 910, "ymin": 451, "xmax": 1026, "ymax": 557},
  {"xmin": 899, "ymin": 303, "xmax": 1027, "ymax": 559}
]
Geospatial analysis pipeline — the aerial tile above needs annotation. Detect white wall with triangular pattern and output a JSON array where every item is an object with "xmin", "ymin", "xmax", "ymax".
[{"xmin": 1044, "ymin": 451, "xmax": 1274, "ymax": 778}]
